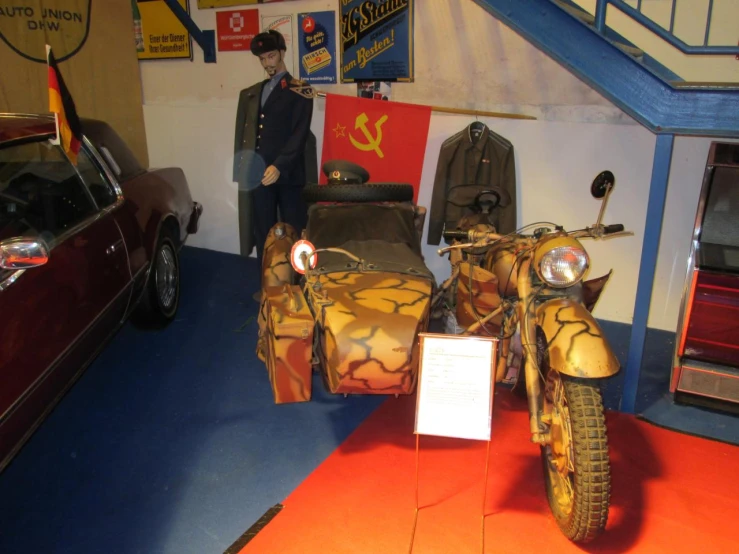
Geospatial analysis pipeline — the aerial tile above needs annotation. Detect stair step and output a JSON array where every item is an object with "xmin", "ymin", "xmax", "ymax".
[
  {"xmin": 671, "ymin": 81, "xmax": 739, "ymax": 90},
  {"xmin": 553, "ymin": 0, "xmax": 593, "ymax": 23},
  {"xmin": 553, "ymin": 0, "xmax": 644, "ymax": 58}
]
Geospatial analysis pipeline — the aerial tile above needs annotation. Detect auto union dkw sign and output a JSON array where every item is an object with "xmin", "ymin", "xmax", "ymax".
[{"xmin": 0, "ymin": 1, "xmax": 91, "ymax": 62}]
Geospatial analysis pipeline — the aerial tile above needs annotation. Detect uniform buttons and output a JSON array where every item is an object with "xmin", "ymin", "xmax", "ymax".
[
  {"xmin": 260, "ymin": 114, "xmax": 265, "ymax": 119},
  {"xmin": 259, "ymin": 124, "xmax": 263, "ymax": 129}
]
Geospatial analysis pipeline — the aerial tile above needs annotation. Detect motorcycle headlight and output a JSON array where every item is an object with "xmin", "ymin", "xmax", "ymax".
[{"xmin": 535, "ymin": 238, "xmax": 589, "ymax": 288}]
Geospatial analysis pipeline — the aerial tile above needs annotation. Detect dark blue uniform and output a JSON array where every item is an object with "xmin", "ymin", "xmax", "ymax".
[{"xmin": 233, "ymin": 73, "xmax": 313, "ymax": 261}]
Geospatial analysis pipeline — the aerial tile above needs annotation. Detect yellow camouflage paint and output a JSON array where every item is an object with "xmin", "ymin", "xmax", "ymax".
[
  {"xmin": 485, "ymin": 242, "xmax": 520, "ymax": 297},
  {"xmin": 262, "ymin": 223, "xmax": 298, "ymax": 288},
  {"xmin": 256, "ymin": 224, "xmax": 314, "ymax": 404},
  {"xmin": 309, "ymin": 271, "xmax": 432, "ymax": 395},
  {"xmin": 455, "ymin": 262, "xmax": 503, "ymax": 330},
  {"xmin": 536, "ymin": 298, "xmax": 619, "ymax": 378},
  {"xmin": 262, "ymin": 284, "xmax": 314, "ymax": 404},
  {"xmin": 257, "ymin": 223, "xmax": 298, "ymax": 361}
]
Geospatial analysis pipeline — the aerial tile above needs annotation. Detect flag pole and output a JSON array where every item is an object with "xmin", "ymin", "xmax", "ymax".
[{"xmin": 290, "ymin": 85, "xmax": 537, "ymax": 121}]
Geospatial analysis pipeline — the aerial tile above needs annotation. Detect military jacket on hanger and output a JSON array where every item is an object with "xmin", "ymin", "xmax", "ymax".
[{"xmin": 427, "ymin": 124, "xmax": 517, "ymax": 245}]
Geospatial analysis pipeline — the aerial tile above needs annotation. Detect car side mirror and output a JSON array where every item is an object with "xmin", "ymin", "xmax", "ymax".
[{"xmin": 0, "ymin": 237, "xmax": 50, "ymax": 269}]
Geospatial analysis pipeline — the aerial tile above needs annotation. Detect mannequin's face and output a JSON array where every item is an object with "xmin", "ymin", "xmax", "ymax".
[{"xmin": 259, "ymin": 50, "xmax": 286, "ymax": 77}]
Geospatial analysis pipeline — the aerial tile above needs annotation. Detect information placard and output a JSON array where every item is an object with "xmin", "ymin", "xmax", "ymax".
[{"xmin": 414, "ymin": 333, "xmax": 496, "ymax": 441}]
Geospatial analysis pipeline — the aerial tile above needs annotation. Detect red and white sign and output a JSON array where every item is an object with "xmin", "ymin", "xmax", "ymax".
[
  {"xmin": 301, "ymin": 15, "xmax": 315, "ymax": 33},
  {"xmin": 290, "ymin": 240, "xmax": 317, "ymax": 274},
  {"xmin": 216, "ymin": 9, "xmax": 259, "ymax": 52}
]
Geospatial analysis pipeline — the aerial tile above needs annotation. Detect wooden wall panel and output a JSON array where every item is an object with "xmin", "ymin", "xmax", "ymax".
[{"xmin": 0, "ymin": 0, "xmax": 149, "ymax": 167}]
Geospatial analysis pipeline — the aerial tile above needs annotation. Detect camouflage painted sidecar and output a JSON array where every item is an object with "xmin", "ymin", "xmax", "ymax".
[{"xmin": 256, "ymin": 166, "xmax": 434, "ymax": 404}]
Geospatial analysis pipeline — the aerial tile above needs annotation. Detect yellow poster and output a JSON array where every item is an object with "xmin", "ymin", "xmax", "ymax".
[{"xmin": 135, "ymin": 0, "xmax": 192, "ymax": 60}]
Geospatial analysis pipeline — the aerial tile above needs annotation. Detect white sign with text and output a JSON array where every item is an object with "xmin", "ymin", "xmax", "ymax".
[{"xmin": 414, "ymin": 334, "xmax": 496, "ymax": 441}]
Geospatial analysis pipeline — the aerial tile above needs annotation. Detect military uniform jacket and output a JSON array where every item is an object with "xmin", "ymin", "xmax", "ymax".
[
  {"xmin": 233, "ymin": 73, "xmax": 314, "ymax": 189},
  {"xmin": 427, "ymin": 124, "xmax": 517, "ymax": 245}
]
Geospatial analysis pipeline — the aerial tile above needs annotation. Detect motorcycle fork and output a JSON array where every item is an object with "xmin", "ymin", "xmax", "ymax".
[{"xmin": 517, "ymin": 258, "xmax": 548, "ymax": 444}]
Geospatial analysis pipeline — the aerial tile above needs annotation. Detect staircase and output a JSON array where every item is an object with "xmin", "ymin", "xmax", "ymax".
[
  {"xmin": 471, "ymin": 0, "xmax": 739, "ymax": 414},
  {"xmin": 472, "ymin": 0, "xmax": 739, "ymax": 137}
]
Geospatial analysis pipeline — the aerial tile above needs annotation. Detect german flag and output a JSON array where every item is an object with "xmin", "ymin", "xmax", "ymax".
[{"xmin": 46, "ymin": 45, "xmax": 82, "ymax": 164}]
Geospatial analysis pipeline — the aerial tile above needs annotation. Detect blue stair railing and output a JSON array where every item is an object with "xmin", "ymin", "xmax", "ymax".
[
  {"xmin": 592, "ymin": 0, "xmax": 739, "ymax": 56},
  {"xmin": 473, "ymin": 0, "xmax": 739, "ymax": 136}
]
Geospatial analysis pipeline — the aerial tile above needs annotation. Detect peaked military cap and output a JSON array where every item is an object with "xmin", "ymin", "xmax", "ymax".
[{"xmin": 322, "ymin": 160, "xmax": 370, "ymax": 184}]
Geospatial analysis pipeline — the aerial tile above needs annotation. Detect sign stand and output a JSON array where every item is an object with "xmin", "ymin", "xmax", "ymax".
[{"xmin": 408, "ymin": 333, "xmax": 498, "ymax": 554}]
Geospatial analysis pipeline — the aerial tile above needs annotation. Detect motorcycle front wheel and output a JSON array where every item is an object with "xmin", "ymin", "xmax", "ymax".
[{"xmin": 540, "ymin": 372, "xmax": 611, "ymax": 543}]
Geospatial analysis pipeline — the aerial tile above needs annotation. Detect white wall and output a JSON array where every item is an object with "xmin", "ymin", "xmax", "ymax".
[{"xmin": 140, "ymin": 0, "xmax": 731, "ymax": 332}]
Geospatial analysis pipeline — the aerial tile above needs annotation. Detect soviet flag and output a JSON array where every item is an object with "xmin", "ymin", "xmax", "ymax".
[{"xmin": 320, "ymin": 93, "xmax": 432, "ymax": 202}]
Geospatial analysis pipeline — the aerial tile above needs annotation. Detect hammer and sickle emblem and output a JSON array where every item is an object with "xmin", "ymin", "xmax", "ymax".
[{"xmin": 349, "ymin": 112, "xmax": 388, "ymax": 158}]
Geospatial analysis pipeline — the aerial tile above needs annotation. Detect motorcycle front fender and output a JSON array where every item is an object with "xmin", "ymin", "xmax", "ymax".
[{"xmin": 535, "ymin": 298, "xmax": 620, "ymax": 378}]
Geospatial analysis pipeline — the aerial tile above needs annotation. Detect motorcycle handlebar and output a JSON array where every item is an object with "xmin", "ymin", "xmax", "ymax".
[
  {"xmin": 603, "ymin": 224, "xmax": 624, "ymax": 234},
  {"xmin": 442, "ymin": 230, "xmax": 469, "ymax": 241},
  {"xmin": 440, "ymin": 222, "xmax": 627, "ymax": 255}
]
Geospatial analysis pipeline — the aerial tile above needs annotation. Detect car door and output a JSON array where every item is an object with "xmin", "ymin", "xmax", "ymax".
[{"xmin": 0, "ymin": 138, "xmax": 130, "ymax": 468}]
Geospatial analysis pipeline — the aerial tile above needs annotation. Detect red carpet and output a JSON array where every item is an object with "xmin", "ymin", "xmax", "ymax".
[{"xmin": 240, "ymin": 392, "xmax": 739, "ymax": 554}]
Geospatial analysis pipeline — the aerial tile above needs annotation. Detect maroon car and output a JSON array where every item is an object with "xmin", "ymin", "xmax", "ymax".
[{"xmin": 0, "ymin": 113, "xmax": 202, "ymax": 472}]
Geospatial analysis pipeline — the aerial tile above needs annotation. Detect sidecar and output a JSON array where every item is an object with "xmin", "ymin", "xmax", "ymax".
[{"xmin": 256, "ymin": 162, "xmax": 435, "ymax": 404}]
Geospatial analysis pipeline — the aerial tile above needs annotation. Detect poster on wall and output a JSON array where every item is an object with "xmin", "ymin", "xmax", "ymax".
[
  {"xmin": 216, "ymin": 9, "xmax": 259, "ymax": 52},
  {"xmin": 135, "ymin": 0, "xmax": 192, "ymax": 60},
  {"xmin": 340, "ymin": 0, "xmax": 414, "ymax": 82},
  {"xmin": 260, "ymin": 14, "xmax": 294, "ymax": 75},
  {"xmin": 297, "ymin": 12, "xmax": 336, "ymax": 84}
]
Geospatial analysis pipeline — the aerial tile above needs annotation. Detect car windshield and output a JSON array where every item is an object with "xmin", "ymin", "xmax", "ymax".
[{"xmin": 0, "ymin": 139, "xmax": 96, "ymax": 243}]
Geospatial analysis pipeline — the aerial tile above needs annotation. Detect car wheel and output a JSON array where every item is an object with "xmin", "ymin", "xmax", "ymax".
[
  {"xmin": 302, "ymin": 183, "xmax": 414, "ymax": 203},
  {"xmin": 133, "ymin": 227, "xmax": 180, "ymax": 328}
]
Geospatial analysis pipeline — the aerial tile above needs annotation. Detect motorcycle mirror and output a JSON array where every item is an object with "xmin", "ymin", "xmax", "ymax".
[{"xmin": 591, "ymin": 170, "xmax": 615, "ymax": 199}]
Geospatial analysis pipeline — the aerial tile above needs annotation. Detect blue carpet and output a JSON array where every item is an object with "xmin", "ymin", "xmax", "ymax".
[{"xmin": 0, "ymin": 246, "xmax": 384, "ymax": 554}]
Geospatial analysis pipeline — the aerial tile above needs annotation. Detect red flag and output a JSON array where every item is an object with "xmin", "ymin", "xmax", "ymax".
[
  {"xmin": 47, "ymin": 45, "xmax": 82, "ymax": 164},
  {"xmin": 320, "ymin": 94, "xmax": 431, "ymax": 202}
]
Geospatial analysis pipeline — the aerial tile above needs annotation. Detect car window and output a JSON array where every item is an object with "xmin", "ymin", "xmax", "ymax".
[
  {"xmin": 0, "ymin": 139, "xmax": 97, "ymax": 243},
  {"xmin": 99, "ymin": 146, "xmax": 122, "ymax": 177},
  {"xmin": 77, "ymin": 147, "xmax": 118, "ymax": 209}
]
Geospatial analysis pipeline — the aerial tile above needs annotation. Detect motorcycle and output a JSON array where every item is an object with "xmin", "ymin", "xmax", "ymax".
[{"xmin": 433, "ymin": 170, "xmax": 631, "ymax": 543}]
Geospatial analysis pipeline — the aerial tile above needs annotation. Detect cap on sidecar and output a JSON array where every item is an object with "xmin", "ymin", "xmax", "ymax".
[
  {"xmin": 322, "ymin": 160, "xmax": 370, "ymax": 184},
  {"xmin": 250, "ymin": 30, "xmax": 286, "ymax": 56}
]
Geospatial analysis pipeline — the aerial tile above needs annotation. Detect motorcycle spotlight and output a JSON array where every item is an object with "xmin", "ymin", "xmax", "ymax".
[{"xmin": 534, "ymin": 236, "xmax": 590, "ymax": 288}]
